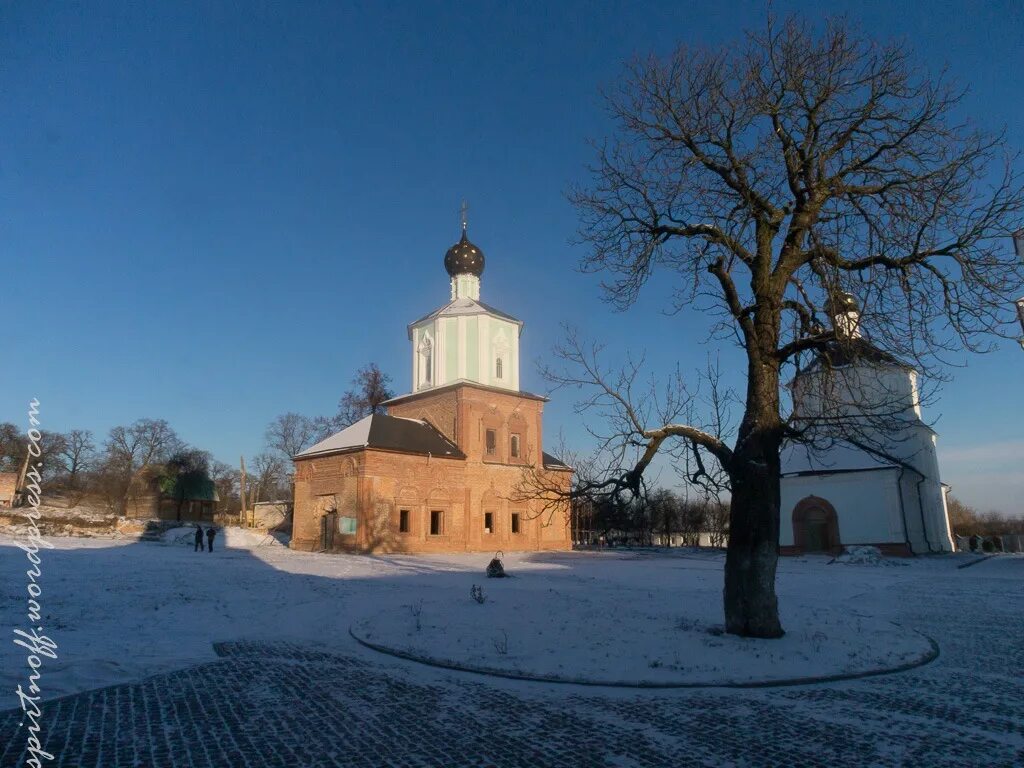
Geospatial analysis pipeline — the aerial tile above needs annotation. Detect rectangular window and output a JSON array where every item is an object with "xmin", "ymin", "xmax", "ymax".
[
  {"xmin": 399, "ymin": 509, "xmax": 410, "ymax": 534},
  {"xmin": 510, "ymin": 434, "xmax": 520, "ymax": 459},
  {"xmin": 484, "ymin": 512, "xmax": 493, "ymax": 534},
  {"xmin": 430, "ymin": 510, "xmax": 443, "ymax": 536},
  {"xmin": 485, "ymin": 429, "xmax": 497, "ymax": 456},
  {"xmin": 511, "ymin": 513, "xmax": 520, "ymax": 534},
  {"xmin": 338, "ymin": 516, "xmax": 357, "ymax": 535}
]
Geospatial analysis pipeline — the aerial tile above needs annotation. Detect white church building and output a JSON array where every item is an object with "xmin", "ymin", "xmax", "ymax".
[{"xmin": 779, "ymin": 294, "xmax": 955, "ymax": 556}]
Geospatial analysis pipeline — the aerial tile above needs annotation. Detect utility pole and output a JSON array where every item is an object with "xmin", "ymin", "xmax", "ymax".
[
  {"xmin": 14, "ymin": 450, "xmax": 31, "ymax": 506},
  {"xmin": 239, "ymin": 456, "xmax": 248, "ymax": 527}
]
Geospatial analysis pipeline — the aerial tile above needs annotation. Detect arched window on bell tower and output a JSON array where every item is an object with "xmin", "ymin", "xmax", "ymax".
[{"xmin": 494, "ymin": 330, "xmax": 510, "ymax": 387}]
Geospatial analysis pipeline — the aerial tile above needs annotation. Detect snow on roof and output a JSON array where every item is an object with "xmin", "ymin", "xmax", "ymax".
[
  {"xmin": 408, "ymin": 297, "xmax": 522, "ymax": 337},
  {"xmin": 294, "ymin": 414, "xmax": 465, "ymax": 460},
  {"xmin": 542, "ymin": 451, "xmax": 573, "ymax": 471},
  {"xmin": 297, "ymin": 415, "xmax": 374, "ymax": 458}
]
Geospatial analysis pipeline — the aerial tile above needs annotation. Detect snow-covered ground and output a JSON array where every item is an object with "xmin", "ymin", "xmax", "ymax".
[
  {"xmin": 352, "ymin": 574, "xmax": 931, "ymax": 685},
  {"xmin": 0, "ymin": 530, "xmax": 1004, "ymax": 709}
]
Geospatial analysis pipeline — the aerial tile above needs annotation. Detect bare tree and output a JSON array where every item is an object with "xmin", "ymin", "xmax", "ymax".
[
  {"xmin": 677, "ymin": 498, "xmax": 708, "ymax": 547},
  {"xmin": 102, "ymin": 419, "xmax": 181, "ymax": 515},
  {"xmin": 0, "ymin": 423, "xmax": 67, "ymax": 481},
  {"xmin": 55, "ymin": 429, "xmax": 96, "ymax": 485},
  {"xmin": 209, "ymin": 460, "xmax": 241, "ymax": 516},
  {"xmin": 250, "ymin": 451, "xmax": 287, "ymax": 504},
  {"xmin": 0, "ymin": 422, "xmax": 21, "ymax": 473},
  {"xmin": 336, "ymin": 363, "xmax": 395, "ymax": 428},
  {"xmin": 265, "ymin": 413, "xmax": 322, "ymax": 460},
  {"xmin": 648, "ymin": 488, "xmax": 679, "ymax": 546},
  {"xmin": 566, "ymin": 16, "xmax": 1024, "ymax": 636}
]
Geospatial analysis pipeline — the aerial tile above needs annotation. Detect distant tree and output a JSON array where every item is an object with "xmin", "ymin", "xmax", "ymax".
[
  {"xmin": 159, "ymin": 449, "xmax": 212, "ymax": 522},
  {"xmin": 677, "ymin": 499, "xmax": 709, "ymax": 547},
  {"xmin": 250, "ymin": 451, "xmax": 287, "ymax": 504},
  {"xmin": 265, "ymin": 413, "xmax": 321, "ymax": 460},
  {"xmin": 0, "ymin": 422, "xmax": 26, "ymax": 474},
  {"xmin": 36, "ymin": 430, "xmax": 68, "ymax": 481},
  {"xmin": 705, "ymin": 500, "xmax": 731, "ymax": 548},
  {"xmin": 209, "ymin": 460, "xmax": 240, "ymax": 516},
  {"xmin": 946, "ymin": 496, "xmax": 1023, "ymax": 538},
  {"xmin": 55, "ymin": 429, "xmax": 96, "ymax": 484},
  {"xmin": 336, "ymin": 363, "xmax": 394, "ymax": 428},
  {"xmin": 946, "ymin": 495, "xmax": 978, "ymax": 537},
  {"xmin": 648, "ymin": 488, "xmax": 680, "ymax": 546},
  {"xmin": 101, "ymin": 419, "xmax": 181, "ymax": 515},
  {"xmin": 564, "ymin": 15, "xmax": 1024, "ymax": 637}
]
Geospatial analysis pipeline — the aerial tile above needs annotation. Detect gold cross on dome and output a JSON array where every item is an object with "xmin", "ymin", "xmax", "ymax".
[{"xmin": 460, "ymin": 200, "xmax": 469, "ymax": 233}]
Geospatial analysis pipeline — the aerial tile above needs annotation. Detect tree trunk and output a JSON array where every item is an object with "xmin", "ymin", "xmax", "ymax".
[
  {"xmin": 724, "ymin": 450, "xmax": 783, "ymax": 637},
  {"xmin": 724, "ymin": 314, "xmax": 785, "ymax": 638}
]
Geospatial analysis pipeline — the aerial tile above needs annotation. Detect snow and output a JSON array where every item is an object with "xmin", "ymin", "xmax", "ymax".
[
  {"xmin": 0, "ymin": 533, "xmax": 997, "ymax": 709},
  {"xmin": 352, "ymin": 555, "xmax": 931, "ymax": 685},
  {"xmin": 831, "ymin": 544, "xmax": 907, "ymax": 566},
  {"xmin": 160, "ymin": 526, "xmax": 288, "ymax": 549}
]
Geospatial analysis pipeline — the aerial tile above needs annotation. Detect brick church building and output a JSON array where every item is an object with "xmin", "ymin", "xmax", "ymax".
[{"xmin": 290, "ymin": 223, "xmax": 573, "ymax": 553}]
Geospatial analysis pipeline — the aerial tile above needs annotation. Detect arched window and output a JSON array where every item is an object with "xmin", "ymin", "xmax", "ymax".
[
  {"xmin": 495, "ymin": 356, "xmax": 503, "ymax": 379},
  {"xmin": 418, "ymin": 334, "xmax": 433, "ymax": 385}
]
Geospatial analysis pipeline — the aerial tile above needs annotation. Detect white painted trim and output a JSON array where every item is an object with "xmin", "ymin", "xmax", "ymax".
[{"xmin": 457, "ymin": 315, "xmax": 467, "ymax": 380}]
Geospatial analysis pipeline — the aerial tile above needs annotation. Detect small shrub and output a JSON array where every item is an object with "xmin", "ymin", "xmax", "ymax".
[
  {"xmin": 493, "ymin": 630, "xmax": 509, "ymax": 655},
  {"xmin": 807, "ymin": 630, "xmax": 827, "ymax": 653},
  {"xmin": 470, "ymin": 584, "xmax": 487, "ymax": 604},
  {"xmin": 677, "ymin": 616, "xmax": 701, "ymax": 632},
  {"xmin": 409, "ymin": 599, "xmax": 424, "ymax": 631}
]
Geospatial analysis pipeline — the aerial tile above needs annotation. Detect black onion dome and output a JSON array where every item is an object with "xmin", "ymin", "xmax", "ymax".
[{"xmin": 444, "ymin": 229, "xmax": 485, "ymax": 277}]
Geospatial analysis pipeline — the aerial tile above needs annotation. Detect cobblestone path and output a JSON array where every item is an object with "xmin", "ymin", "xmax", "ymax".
[{"xmin": 2, "ymin": 558, "xmax": 1022, "ymax": 767}]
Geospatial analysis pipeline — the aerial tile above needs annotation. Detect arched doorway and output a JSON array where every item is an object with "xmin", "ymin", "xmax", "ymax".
[{"xmin": 792, "ymin": 496, "xmax": 841, "ymax": 554}]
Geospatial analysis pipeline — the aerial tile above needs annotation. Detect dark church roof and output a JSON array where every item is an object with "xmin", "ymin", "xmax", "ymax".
[
  {"xmin": 803, "ymin": 337, "xmax": 910, "ymax": 373},
  {"xmin": 542, "ymin": 452, "xmax": 573, "ymax": 471},
  {"xmin": 444, "ymin": 228, "xmax": 485, "ymax": 277},
  {"xmin": 295, "ymin": 414, "xmax": 465, "ymax": 460}
]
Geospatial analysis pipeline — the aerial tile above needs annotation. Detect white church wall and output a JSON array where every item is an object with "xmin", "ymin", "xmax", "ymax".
[
  {"xmin": 897, "ymin": 470, "xmax": 954, "ymax": 553},
  {"xmin": 780, "ymin": 469, "xmax": 905, "ymax": 547},
  {"xmin": 794, "ymin": 365, "xmax": 919, "ymax": 424}
]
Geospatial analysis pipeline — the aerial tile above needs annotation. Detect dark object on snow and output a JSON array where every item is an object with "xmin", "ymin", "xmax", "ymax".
[
  {"xmin": 486, "ymin": 551, "xmax": 506, "ymax": 578},
  {"xmin": 206, "ymin": 527, "xmax": 217, "ymax": 552},
  {"xmin": 194, "ymin": 526, "xmax": 204, "ymax": 552}
]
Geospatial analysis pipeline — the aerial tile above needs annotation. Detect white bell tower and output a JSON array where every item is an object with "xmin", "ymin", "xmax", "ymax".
[{"xmin": 408, "ymin": 211, "xmax": 523, "ymax": 393}]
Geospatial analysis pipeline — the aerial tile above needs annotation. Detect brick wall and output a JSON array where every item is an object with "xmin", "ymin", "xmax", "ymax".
[{"xmin": 292, "ymin": 384, "xmax": 572, "ymax": 554}]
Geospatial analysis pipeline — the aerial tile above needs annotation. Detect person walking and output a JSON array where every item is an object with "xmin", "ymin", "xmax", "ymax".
[
  {"xmin": 193, "ymin": 525, "xmax": 204, "ymax": 552},
  {"xmin": 206, "ymin": 526, "xmax": 217, "ymax": 552}
]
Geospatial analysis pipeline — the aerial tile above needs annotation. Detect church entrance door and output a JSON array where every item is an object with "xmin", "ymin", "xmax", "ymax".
[
  {"xmin": 792, "ymin": 496, "xmax": 840, "ymax": 554},
  {"xmin": 804, "ymin": 510, "xmax": 830, "ymax": 552},
  {"xmin": 321, "ymin": 512, "xmax": 337, "ymax": 550}
]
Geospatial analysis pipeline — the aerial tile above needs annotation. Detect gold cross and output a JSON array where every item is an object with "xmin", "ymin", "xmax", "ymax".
[{"xmin": 460, "ymin": 200, "xmax": 469, "ymax": 233}]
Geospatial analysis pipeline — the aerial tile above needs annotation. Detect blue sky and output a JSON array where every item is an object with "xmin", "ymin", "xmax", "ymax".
[{"xmin": 1, "ymin": 1, "xmax": 1022, "ymax": 513}]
